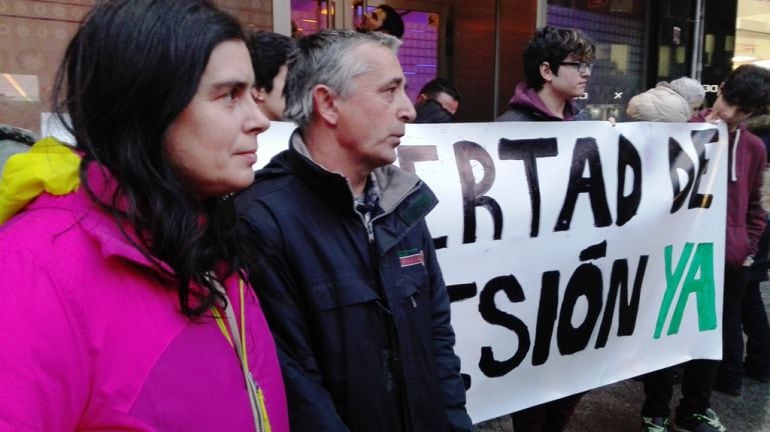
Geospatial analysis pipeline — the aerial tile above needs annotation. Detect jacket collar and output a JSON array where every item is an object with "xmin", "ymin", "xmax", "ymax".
[
  {"xmin": 76, "ymin": 163, "xmax": 175, "ymax": 275},
  {"xmin": 286, "ymin": 129, "xmax": 431, "ymax": 217}
]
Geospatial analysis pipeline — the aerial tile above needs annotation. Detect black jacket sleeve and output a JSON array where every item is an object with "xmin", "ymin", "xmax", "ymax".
[
  {"xmin": 421, "ymin": 222, "xmax": 474, "ymax": 431},
  {"xmin": 239, "ymin": 203, "xmax": 349, "ymax": 432}
]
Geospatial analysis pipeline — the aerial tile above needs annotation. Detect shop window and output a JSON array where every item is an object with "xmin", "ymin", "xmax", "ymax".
[{"xmin": 0, "ymin": 0, "xmax": 271, "ymax": 136}]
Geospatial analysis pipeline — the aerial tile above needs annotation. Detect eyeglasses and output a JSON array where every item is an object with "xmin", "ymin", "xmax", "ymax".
[{"xmin": 559, "ymin": 61, "xmax": 593, "ymax": 74}]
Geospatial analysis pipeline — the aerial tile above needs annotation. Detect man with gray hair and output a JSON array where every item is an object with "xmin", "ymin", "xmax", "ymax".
[{"xmin": 236, "ymin": 29, "xmax": 473, "ymax": 432}]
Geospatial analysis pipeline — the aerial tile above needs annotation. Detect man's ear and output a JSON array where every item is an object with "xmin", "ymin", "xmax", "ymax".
[
  {"xmin": 539, "ymin": 62, "xmax": 553, "ymax": 83},
  {"xmin": 253, "ymin": 87, "xmax": 267, "ymax": 102},
  {"xmin": 312, "ymin": 84, "xmax": 339, "ymax": 125},
  {"xmin": 416, "ymin": 93, "xmax": 428, "ymax": 104}
]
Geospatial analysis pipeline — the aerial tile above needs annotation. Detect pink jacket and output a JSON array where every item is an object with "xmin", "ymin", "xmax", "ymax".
[{"xmin": 0, "ymin": 166, "xmax": 289, "ymax": 431}]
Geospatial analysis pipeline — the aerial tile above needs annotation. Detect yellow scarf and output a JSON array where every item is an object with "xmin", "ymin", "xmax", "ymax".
[{"xmin": 0, "ymin": 137, "xmax": 81, "ymax": 224}]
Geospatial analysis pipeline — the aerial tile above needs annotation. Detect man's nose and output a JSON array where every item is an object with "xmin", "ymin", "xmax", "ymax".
[
  {"xmin": 400, "ymin": 92, "xmax": 416, "ymax": 122},
  {"xmin": 719, "ymin": 106, "xmax": 736, "ymax": 120}
]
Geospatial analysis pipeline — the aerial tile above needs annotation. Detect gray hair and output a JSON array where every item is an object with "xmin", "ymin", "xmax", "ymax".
[
  {"xmin": 284, "ymin": 29, "xmax": 402, "ymax": 128},
  {"xmin": 666, "ymin": 77, "xmax": 706, "ymax": 110}
]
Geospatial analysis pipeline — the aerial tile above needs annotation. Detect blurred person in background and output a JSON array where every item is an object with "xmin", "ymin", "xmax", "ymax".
[
  {"xmin": 626, "ymin": 77, "xmax": 704, "ymax": 123},
  {"xmin": 247, "ymin": 30, "xmax": 297, "ymax": 121},
  {"xmin": 668, "ymin": 76, "xmax": 707, "ymax": 115},
  {"xmin": 414, "ymin": 77, "xmax": 462, "ymax": 123},
  {"xmin": 356, "ymin": 3, "xmax": 405, "ymax": 39},
  {"xmin": 0, "ymin": 124, "xmax": 35, "ymax": 176}
]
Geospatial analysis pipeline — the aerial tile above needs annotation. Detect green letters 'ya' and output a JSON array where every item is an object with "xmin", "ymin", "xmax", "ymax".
[{"xmin": 654, "ymin": 243, "xmax": 717, "ymax": 339}]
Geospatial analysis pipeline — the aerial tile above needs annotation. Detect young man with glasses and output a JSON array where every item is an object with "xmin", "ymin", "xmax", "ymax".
[
  {"xmin": 495, "ymin": 25, "xmax": 595, "ymax": 432},
  {"xmin": 497, "ymin": 26, "xmax": 594, "ymax": 122}
]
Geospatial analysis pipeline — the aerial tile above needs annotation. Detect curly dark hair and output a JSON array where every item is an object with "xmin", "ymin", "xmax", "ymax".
[
  {"xmin": 52, "ymin": 0, "xmax": 249, "ymax": 317},
  {"xmin": 721, "ymin": 64, "xmax": 770, "ymax": 115},
  {"xmin": 419, "ymin": 77, "xmax": 462, "ymax": 102},
  {"xmin": 247, "ymin": 30, "xmax": 297, "ymax": 92},
  {"xmin": 377, "ymin": 5, "xmax": 405, "ymax": 39},
  {"xmin": 522, "ymin": 26, "xmax": 595, "ymax": 91}
]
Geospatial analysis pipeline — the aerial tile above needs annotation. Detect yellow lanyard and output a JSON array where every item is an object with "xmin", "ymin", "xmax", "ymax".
[{"xmin": 211, "ymin": 278, "xmax": 272, "ymax": 432}]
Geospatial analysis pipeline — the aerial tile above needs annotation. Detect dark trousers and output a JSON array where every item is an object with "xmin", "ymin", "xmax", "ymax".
[
  {"xmin": 643, "ymin": 266, "xmax": 748, "ymax": 417},
  {"xmin": 716, "ymin": 267, "xmax": 749, "ymax": 389},
  {"xmin": 642, "ymin": 359, "xmax": 718, "ymax": 418},
  {"xmin": 742, "ymin": 280, "xmax": 770, "ymax": 380},
  {"xmin": 511, "ymin": 393, "xmax": 585, "ymax": 432}
]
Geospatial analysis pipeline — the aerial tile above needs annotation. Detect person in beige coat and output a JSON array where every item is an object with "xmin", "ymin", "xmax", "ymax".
[{"xmin": 626, "ymin": 78, "xmax": 704, "ymax": 122}]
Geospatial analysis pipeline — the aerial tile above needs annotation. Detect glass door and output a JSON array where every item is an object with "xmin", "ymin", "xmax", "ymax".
[
  {"xmin": 290, "ymin": 0, "xmax": 448, "ymax": 104},
  {"xmin": 291, "ymin": 0, "xmax": 336, "ymax": 38}
]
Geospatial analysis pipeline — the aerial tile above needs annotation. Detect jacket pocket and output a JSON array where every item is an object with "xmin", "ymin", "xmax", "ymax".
[
  {"xmin": 306, "ymin": 279, "xmax": 380, "ymax": 311},
  {"xmin": 303, "ymin": 280, "xmax": 391, "ymax": 387},
  {"xmin": 397, "ymin": 265, "xmax": 429, "ymax": 308},
  {"xmin": 726, "ymin": 223, "xmax": 751, "ymax": 268}
]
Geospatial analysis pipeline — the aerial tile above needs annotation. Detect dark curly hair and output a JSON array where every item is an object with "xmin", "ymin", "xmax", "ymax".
[
  {"xmin": 419, "ymin": 77, "xmax": 462, "ymax": 102},
  {"xmin": 247, "ymin": 30, "xmax": 297, "ymax": 92},
  {"xmin": 522, "ymin": 26, "xmax": 595, "ymax": 91},
  {"xmin": 52, "ymin": 0, "xmax": 249, "ymax": 317},
  {"xmin": 377, "ymin": 5, "xmax": 405, "ymax": 39},
  {"xmin": 721, "ymin": 64, "xmax": 770, "ymax": 115}
]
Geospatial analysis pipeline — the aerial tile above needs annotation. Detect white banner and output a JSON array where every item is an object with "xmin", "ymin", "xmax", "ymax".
[{"xmin": 255, "ymin": 120, "xmax": 728, "ymax": 423}]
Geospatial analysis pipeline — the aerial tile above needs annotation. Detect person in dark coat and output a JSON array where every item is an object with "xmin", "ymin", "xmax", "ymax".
[
  {"xmin": 236, "ymin": 29, "xmax": 473, "ymax": 432},
  {"xmin": 414, "ymin": 77, "xmax": 461, "ymax": 123}
]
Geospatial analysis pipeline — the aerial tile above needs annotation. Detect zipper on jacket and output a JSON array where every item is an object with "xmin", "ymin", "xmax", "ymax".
[
  {"xmin": 354, "ymin": 202, "xmax": 376, "ymax": 244},
  {"xmin": 355, "ymin": 183, "xmax": 423, "ymax": 431},
  {"xmin": 365, "ymin": 218, "xmax": 375, "ymax": 243}
]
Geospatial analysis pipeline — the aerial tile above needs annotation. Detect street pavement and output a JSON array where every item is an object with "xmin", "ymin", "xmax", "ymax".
[{"xmin": 475, "ymin": 282, "xmax": 770, "ymax": 432}]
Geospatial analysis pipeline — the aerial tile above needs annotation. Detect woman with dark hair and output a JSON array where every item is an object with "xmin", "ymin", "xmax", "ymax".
[{"xmin": 0, "ymin": 1, "xmax": 288, "ymax": 430}]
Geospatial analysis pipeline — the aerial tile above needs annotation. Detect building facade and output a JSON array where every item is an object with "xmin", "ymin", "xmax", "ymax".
[{"xmin": 1, "ymin": 0, "xmax": 766, "ymax": 132}]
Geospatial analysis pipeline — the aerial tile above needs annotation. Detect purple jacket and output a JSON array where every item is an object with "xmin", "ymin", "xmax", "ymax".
[
  {"xmin": 693, "ymin": 109, "xmax": 767, "ymax": 268},
  {"xmin": 496, "ymin": 82, "xmax": 586, "ymax": 122},
  {"xmin": 0, "ymin": 165, "xmax": 289, "ymax": 431}
]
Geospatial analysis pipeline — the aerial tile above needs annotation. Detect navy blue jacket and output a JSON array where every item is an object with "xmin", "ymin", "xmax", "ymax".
[{"xmin": 235, "ymin": 131, "xmax": 472, "ymax": 432}]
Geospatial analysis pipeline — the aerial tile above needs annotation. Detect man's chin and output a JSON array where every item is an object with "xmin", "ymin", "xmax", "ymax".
[{"xmin": 380, "ymin": 152, "xmax": 398, "ymax": 167}]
